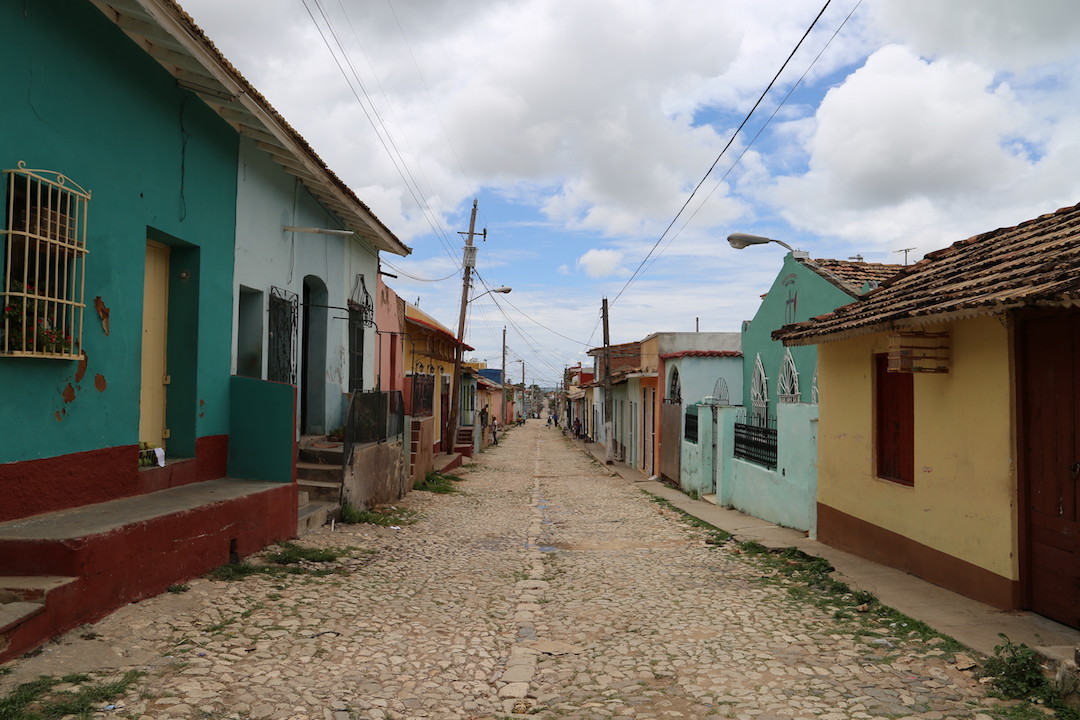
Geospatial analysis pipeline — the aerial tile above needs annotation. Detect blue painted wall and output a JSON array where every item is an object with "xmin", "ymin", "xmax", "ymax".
[{"xmin": 0, "ymin": 0, "xmax": 237, "ymax": 462}]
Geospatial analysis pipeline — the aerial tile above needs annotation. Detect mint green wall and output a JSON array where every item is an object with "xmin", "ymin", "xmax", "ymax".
[
  {"xmin": 0, "ymin": 0, "xmax": 238, "ymax": 462},
  {"xmin": 740, "ymin": 255, "xmax": 854, "ymax": 411},
  {"xmin": 726, "ymin": 403, "xmax": 819, "ymax": 534}
]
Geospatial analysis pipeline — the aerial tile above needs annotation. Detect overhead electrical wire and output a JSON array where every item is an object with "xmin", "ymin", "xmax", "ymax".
[
  {"xmin": 380, "ymin": 258, "xmax": 458, "ymax": 283},
  {"xmin": 302, "ymin": 0, "xmax": 461, "ymax": 267},
  {"xmin": 609, "ymin": 0, "xmax": 835, "ymax": 307},
  {"xmin": 635, "ymin": 0, "xmax": 864, "ymax": 281}
]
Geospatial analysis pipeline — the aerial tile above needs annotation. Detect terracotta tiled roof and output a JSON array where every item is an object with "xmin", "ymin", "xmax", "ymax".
[
  {"xmin": 802, "ymin": 258, "xmax": 904, "ymax": 295},
  {"xmin": 660, "ymin": 350, "xmax": 743, "ymax": 359},
  {"xmin": 775, "ymin": 203, "xmax": 1080, "ymax": 345}
]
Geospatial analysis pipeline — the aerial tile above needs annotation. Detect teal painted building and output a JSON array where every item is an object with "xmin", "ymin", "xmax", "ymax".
[
  {"xmin": 0, "ymin": 0, "xmax": 240, "ymax": 515},
  {"xmin": 720, "ymin": 253, "xmax": 903, "ymax": 534}
]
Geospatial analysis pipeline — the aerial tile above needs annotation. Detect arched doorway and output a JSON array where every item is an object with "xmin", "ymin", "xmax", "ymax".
[{"xmin": 301, "ymin": 276, "xmax": 328, "ymax": 435}]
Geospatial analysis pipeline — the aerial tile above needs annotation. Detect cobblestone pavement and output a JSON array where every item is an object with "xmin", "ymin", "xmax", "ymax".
[{"xmin": 2, "ymin": 420, "xmax": 1005, "ymax": 720}]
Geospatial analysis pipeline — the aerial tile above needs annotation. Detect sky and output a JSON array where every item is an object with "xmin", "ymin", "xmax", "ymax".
[{"xmin": 179, "ymin": 0, "xmax": 1080, "ymax": 387}]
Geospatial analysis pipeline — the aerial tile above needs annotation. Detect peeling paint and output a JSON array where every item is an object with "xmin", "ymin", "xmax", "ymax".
[
  {"xmin": 94, "ymin": 374, "xmax": 107, "ymax": 392},
  {"xmin": 75, "ymin": 352, "xmax": 88, "ymax": 383},
  {"xmin": 93, "ymin": 297, "xmax": 110, "ymax": 335},
  {"xmin": 55, "ymin": 411, "xmax": 62, "ymax": 422},
  {"xmin": 62, "ymin": 384, "xmax": 75, "ymax": 403}
]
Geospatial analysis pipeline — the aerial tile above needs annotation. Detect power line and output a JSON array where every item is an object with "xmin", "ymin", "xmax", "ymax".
[
  {"xmin": 380, "ymin": 258, "xmax": 458, "ymax": 283},
  {"xmin": 637, "ymin": 0, "xmax": 863, "ymax": 281},
  {"xmin": 609, "ymin": 0, "xmax": 835, "ymax": 307},
  {"xmin": 302, "ymin": 0, "xmax": 461, "ymax": 266}
]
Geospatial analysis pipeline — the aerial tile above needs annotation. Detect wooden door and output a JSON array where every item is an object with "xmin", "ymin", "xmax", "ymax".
[
  {"xmin": 1019, "ymin": 311, "xmax": 1080, "ymax": 628},
  {"xmin": 139, "ymin": 241, "xmax": 170, "ymax": 449}
]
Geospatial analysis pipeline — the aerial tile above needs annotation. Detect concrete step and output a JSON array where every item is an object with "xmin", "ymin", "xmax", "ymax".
[
  {"xmin": 0, "ymin": 601, "xmax": 44, "ymax": 636},
  {"xmin": 296, "ymin": 461, "xmax": 341, "ymax": 484},
  {"xmin": 297, "ymin": 501, "xmax": 339, "ymax": 535},
  {"xmin": 0, "ymin": 576, "xmax": 78, "ymax": 602},
  {"xmin": 297, "ymin": 489, "xmax": 310, "ymax": 508},
  {"xmin": 298, "ymin": 441, "xmax": 344, "ymax": 465},
  {"xmin": 297, "ymin": 479, "xmax": 341, "ymax": 502}
]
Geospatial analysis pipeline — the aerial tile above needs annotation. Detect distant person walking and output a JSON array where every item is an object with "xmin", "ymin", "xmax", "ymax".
[{"xmin": 491, "ymin": 417, "xmax": 499, "ymax": 445}]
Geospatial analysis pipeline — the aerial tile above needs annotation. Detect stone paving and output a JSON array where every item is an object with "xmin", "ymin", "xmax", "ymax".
[{"xmin": 0, "ymin": 420, "xmax": 1008, "ymax": 719}]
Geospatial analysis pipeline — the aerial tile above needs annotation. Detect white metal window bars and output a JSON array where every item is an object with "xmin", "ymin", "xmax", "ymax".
[
  {"xmin": 812, "ymin": 369, "xmax": 819, "ymax": 403},
  {"xmin": 778, "ymin": 348, "xmax": 800, "ymax": 403},
  {"xmin": 2, "ymin": 162, "xmax": 90, "ymax": 358},
  {"xmin": 750, "ymin": 353, "xmax": 768, "ymax": 422}
]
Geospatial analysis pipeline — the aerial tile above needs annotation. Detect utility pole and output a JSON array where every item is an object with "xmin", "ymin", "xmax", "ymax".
[
  {"xmin": 602, "ymin": 297, "xmax": 614, "ymax": 465},
  {"xmin": 501, "ymin": 326, "xmax": 508, "ymax": 424},
  {"xmin": 447, "ymin": 199, "xmax": 483, "ymax": 455}
]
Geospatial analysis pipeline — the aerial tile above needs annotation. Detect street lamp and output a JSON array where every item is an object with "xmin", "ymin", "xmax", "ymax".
[
  {"xmin": 727, "ymin": 233, "xmax": 798, "ymax": 253},
  {"xmin": 470, "ymin": 286, "xmax": 511, "ymax": 303}
]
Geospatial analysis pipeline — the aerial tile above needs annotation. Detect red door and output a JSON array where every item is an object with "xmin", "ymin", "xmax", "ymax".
[{"xmin": 1019, "ymin": 311, "xmax": 1080, "ymax": 628}]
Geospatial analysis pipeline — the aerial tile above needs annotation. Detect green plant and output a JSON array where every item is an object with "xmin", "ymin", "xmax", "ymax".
[
  {"xmin": 264, "ymin": 541, "xmax": 342, "ymax": 565},
  {"xmin": 0, "ymin": 670, "xmax": 143, "ymax": 720},
  {"xmin": 413, "ymin": 471, "xmax": 464, "ymax": 494},
  {"xmin": 978, "ymin": 633, "xmax": 1078, "ymax": 717},
  {"xmin": 166, "ymin": 584, "xmax": 190, "ymax": 593},
  {"xmin": 339, "ymin": 503, "xmax": 419, "ymax": 526}
]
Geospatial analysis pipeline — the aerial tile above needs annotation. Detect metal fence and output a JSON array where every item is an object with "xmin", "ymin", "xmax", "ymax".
[
  {"xmin": 733, "ymin": 413, "xmax": 777, "ymax": 469},
  {"xmin": 344, "ymin": 390, "xmax": 404, "ymax": 448}
]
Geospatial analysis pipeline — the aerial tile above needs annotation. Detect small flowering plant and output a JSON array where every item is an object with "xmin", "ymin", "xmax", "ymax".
[{"xmin": 2, "ymin": 280, "xmax": 72, "ymax": 354}]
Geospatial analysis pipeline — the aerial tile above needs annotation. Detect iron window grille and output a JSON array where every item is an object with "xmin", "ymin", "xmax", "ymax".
[
  {"xmin": 411, "ymin": 372, "xmax": 434, "ymax": 417},
  {"xmin": 733, "ymin": 411, "xmax": 777, "ymax": 469},
  {"xmin": 1, "ymin": 162, "xmax": 90, "ymax": 359},
  {"xmin": 268, "ymin": 286, "xmax": 298, "ymax": 384},
  {"xmin": 750, "ymin": 353, "xmax": 769, "ymax": 422},
  {"xmin": 684, "ymin": 409, "xmax": 699, "ymax": 443},
  {"xmin": 778, "ymin": 348, "xmax": 800, "ymax": 403}
]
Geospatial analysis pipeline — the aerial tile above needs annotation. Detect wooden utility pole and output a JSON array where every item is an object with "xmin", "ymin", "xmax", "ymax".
[
  {"xmin": 602, "ymin": 297, "xmax": 614, "ymax": 464},
  {"xmin": 501, "ymin": 326, "xmax": 507, "ymax": 424},
  {"xmin": 447, "ymin": 199, "xmax": 482, "ymax": 454}
]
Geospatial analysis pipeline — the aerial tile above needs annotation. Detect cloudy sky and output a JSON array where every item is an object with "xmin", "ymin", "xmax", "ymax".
[{"xmin": 181, "ymin": 0, "xmax": 1080, "ymax": 386}]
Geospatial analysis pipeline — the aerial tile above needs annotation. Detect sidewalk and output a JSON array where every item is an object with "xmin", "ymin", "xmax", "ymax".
[{"xmin": 572, "ymin": 435, "xmax": 1080, "ymax": 669}]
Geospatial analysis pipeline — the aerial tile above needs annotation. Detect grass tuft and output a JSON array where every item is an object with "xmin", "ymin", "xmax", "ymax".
[
  {"xmin": 0, "ymin": 669, "xmax": 144, "ymax": 720},
  {"xmin": 413, "ymin": 471, "xmax": 465, "ymax": 494},
  {"xmin": 339, "ymin": 503, "xmax": 420, "ymax": 526}
]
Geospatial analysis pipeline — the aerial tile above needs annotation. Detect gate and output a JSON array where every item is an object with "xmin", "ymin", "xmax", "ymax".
[
  {"xmin": 268, "ymin": 286, "xmax": 297, "ymax": 384},
  {"xmin": 660, "ymin": 400, "xmax": 682, "ymax": 484}
]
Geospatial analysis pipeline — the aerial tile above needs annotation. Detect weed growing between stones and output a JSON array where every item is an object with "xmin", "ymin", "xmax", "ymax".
[
  {"xmin": 0, "ymin": 669, "xmax": 143, "ymax": 720},
  {"xmin": 413, "ymin": 471, "xmax": 465, "ymax": 494},
  {"xmin": 204, "ymin": 541, "xmax": 352, "ymax": 581},
  {"xmin": 166, "ymin": 584, "xmax": 190, "ymax": 593},
  {"xmin": 339, "ymin": 503, "xmax": 420, "ymax": 526},
  {"xmin": 977, "ymin": 634, "xmax": 1079, "ymax": 719}
]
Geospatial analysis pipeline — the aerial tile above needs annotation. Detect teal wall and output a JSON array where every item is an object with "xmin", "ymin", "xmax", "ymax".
[
  {"xmin": 727, "ymin": 402, "xmax": 819, "ymax": 534},
  {"xmin": 740, "ymin": 255, "xmax": 854, "ymax": 412},
  {"xmin": 228, "ymin": 377, "xmax": 295, "ymax": 483},
  {"xmin": 0, "ymin": 0, "xmax": 238, "ymax": 462}
]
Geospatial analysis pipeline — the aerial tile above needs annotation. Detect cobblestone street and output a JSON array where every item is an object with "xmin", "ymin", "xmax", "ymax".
[{"xmin": 2, "ymin": 420, "xmax": 1001, "ymax": 720}]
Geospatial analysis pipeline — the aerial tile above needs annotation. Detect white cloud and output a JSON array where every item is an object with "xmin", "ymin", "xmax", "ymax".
[{"xmin": 577, "ymin": 249, "xmax": 626, "ymax": 279}]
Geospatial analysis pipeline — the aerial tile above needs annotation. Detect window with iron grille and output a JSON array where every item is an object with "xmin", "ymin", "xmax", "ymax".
[
  {"xmin": 2, "ymin": 163, "xmax": 90, "ymax": 358},
  {"xmin": 778, "ymin": 348, "xmax": 800, "ymax": 403},
  {"xmin": 684, "ymin": 407, "xmax": 699, "ymax": 443},
  {"xmin": 411, "ymin": 372, "xmax": 434, "ymax": 416},
  {"xmin": 733, "ymin": 412, "xmax": 777, "ymax": 469},
  {"xmin": 750, "ymin": 353, "xmax": 768, "ymax": 421}
]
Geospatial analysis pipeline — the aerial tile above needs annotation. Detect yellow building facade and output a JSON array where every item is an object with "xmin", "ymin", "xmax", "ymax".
[{"xmin": 816, "ymin": 315, "xmax": 1018, "ymax": 607}]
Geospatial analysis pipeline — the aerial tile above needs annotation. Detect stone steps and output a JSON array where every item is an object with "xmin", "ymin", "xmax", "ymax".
[{"xmin": 295, "ymin": 437, "xmax": 345, "ymax": 534}]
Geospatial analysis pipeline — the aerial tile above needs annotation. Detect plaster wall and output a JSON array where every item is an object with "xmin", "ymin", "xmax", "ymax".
[
  {"xmin": 817, "ymin": 316, "xmax": 1015, "ymax": 578},
  {"xmin": 741, "ymin": 256, "xmax": 854, "ymax": 411},
  {"xmin": 233, "ymin": 137, "xmax": 376, "ymax": 436},
  {"xmin": 727, "ymin": 402, "xmax": 818, "ymax": 534},
  {"xmin": 0, "ymin": 0, "xmax": 236, "ymax": 504},
  {"xmin": 343, "ymin": 437, "xmax": 407, "ymax": 510}
]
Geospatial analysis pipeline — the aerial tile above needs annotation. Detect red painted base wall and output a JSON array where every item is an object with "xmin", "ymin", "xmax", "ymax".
[
  {"xmin": 0, "ymin": 481, "xmax": 296, "ymax": 662},
  {"xmin": 0, "ymin": 436, "xmax": 229, "ymax": 523}
]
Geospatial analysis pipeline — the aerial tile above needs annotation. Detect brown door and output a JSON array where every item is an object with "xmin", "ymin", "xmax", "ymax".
[{"xmin": 1019, "ymin": 310, "xmax": 1080, "ymax": 628}]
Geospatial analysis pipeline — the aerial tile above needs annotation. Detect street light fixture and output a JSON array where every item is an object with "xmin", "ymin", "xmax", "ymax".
[
  {"xmin": 727, "ymin": 232, "xmax": 797, "ymax": 253},
  {"xmin": 470, "ymin": 286, "xmax": 511, "ymax": 303}
]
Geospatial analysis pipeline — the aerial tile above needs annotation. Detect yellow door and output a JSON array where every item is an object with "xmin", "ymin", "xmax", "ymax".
[{"xmin": 139, "ymin": 241, "xmax": 170, "ymax": 449}]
